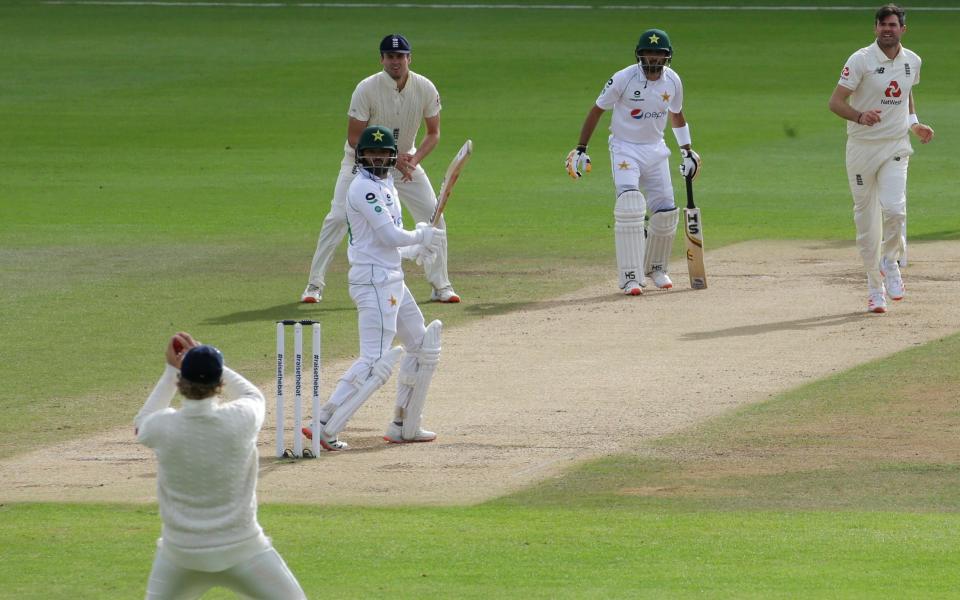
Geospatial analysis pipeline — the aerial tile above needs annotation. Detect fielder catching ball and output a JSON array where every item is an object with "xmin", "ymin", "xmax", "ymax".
[
  {"xmin": 567, "ymin": 28, "xmax": 700, "ymax": 296},
  {"xmin": 135, "ymin": 333, "xmax": 307, "ymax": 599}
]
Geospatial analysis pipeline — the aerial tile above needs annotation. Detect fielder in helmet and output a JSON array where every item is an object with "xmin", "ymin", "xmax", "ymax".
[
  {"xmin": 301, "ymin": 125, "xmax": 446, "ymax": 450},
  {"xmin": 566, "ymin": 28, "xmax": 701, "ymax": 295}
]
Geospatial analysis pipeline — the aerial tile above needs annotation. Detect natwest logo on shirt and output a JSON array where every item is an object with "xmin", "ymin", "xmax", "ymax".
[
  {"xmin": 841, "ymin": 65, "xmax": 850, "ymax": 78},
  {"xmin": 884, "ymin": 80, "xmax": 902, "ymax": 98}
]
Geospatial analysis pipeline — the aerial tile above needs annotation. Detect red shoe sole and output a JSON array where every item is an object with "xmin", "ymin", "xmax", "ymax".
[
  {"xmin": 627, "ymin": 288, "xmax": 643, "ymax": 296},
  {"xmin": 301, "ymin": 298, "xmax": 319, "ymax": 304}
]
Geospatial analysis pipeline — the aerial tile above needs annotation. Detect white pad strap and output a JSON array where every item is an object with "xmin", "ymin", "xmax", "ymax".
[
  {"xmin": 614, "ymin": 190, "xmax": 646, "ymax": 289},
  {"xmin": 399, "ymin": 320, "xmax": 442, "ymax": 440},
  {"xmin": 323, "ymin": 347, "xmax": 403, "ymax": 437},
  {"xmin": 644, "ymin": 207, "xmax": 679, "ymax": 275}
]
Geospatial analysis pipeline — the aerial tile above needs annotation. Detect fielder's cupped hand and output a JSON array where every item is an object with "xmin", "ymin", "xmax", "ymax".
[
  {"xmin": 166, "ymin": 332, "xmax": 199, "ymax": 369},
  {"xmin": 395, "ymin": 153, "xmax": 416, "ymax": 182},
  {"xmin": 565, "ymin": 146, "xmax": 591, "ymax": 179},
  {"xmin": 679, "ymin": 148, "xmax": 701, "ymax": 180}
]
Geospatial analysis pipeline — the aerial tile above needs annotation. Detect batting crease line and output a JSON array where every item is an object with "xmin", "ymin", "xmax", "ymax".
[{"xmin": 39, "ymin": 1, "xmax": 960, "ymax": 11}]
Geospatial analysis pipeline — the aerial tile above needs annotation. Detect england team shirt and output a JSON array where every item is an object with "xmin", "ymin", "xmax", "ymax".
[
  {"xmin": 596, "ymin": 65, "xmax": 684, "ymax": 144},
  {"xmin": 345, "ymin": 70, "xmax": 441, "ymax": 155},
  {"xmin": 346, "ymin": 169, "xmax": 404, "ymax": 270},
  {"xmin": 838, "ymin": 42, "xmax": 920, "ymax": 142}
]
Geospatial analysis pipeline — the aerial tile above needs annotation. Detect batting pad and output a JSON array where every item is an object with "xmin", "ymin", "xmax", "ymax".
[
  {"xmin": 645, "ymin": 207, "xmax": 679, "ymax": 275},
  {"xmin": 614, "ymin": 190, "xmax": 646, "ymax": 289}
]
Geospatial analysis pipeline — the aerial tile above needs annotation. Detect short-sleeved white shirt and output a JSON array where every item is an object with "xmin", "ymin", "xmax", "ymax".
[
  {"xmin": 345, "ymin": 70, "xmax": 441, "ymax": 155},
  {"xmin": 346, "ymin": 168, "xmax": 405, "ymax": 269},
  {"xmin": 596, "ymin": 64, "xmax": 684, "ymax": 145},
  {"xmin": 838, "ymin": 42, "xmax": 920, "ymax": 142}
]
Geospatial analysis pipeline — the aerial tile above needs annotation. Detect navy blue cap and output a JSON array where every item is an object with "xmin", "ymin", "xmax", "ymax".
[
  {"xmin": 380, "ymin": 34, "xmax": 411, "ymax": 54},
  {"xmin": 180, "ymin": 345, "xmax": 224, "ymax": 384}
]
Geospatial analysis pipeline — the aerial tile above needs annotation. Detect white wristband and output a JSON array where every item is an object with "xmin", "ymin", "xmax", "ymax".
[
  {"xmin": 672, "ymin": 124, "xmax": 692, "ymax": 147},
  {"xmin": 909, "ymin": 114, "xmax": 919, "ymax": 126}
]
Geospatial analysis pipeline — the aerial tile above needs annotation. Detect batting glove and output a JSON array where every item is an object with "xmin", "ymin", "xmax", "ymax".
[
  {"xmin": 565, "ymin": 145, "xmax": 592, "ymax": 179},
  {"xmin": 679, "ymin": 148, "xmax": 701, "ymax": 181}
]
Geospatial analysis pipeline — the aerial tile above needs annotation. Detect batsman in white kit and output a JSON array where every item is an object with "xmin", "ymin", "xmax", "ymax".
[
  {"xmin": 301, "ymin": 33, "xmax": 460, "ymax": 304},
  {"xmin": 566, "ymin": 28, "xmax": 701, "ymax": 296},
  {"xmin": 135, "ymin": 333, "xmax": 307, "ymax": 600},
  {"xmin": 828, "ymin": 3, "xmax": 935, "ymax": 314},
  {"xmin": 303, "ymin": 125, "xmax": 444, "ymax": 450}
]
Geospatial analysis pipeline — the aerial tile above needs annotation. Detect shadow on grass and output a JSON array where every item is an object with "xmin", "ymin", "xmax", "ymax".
[
  {"xmin": 681, "ymin": 311, "xmax": 869, "ymax": 340},
  {"xmin": 202, "ymin": 302, "xmax": 354, "ymax": 325}
]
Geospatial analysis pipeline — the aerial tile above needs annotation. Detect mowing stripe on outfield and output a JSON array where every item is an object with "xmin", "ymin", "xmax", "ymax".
[{"xmin": 39, "ymin": 1, "xmax": 960, "ymax": 12}]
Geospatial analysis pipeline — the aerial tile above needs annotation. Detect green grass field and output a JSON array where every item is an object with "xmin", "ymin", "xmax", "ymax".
[{"xmin": 2, "ymin": 1, "xmax": 959, "ymax": 598}]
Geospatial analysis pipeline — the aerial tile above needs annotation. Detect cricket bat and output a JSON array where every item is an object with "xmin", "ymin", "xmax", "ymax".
[
  {"xmin": 431, "ymin": 140, "xmax": 473, "ymax": 226},
  {"xmin": 684, "ymin": 175, "xmax": 707, "ymax": 290}
]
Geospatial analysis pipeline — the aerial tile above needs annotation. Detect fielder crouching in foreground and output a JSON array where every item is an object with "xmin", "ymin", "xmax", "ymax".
[
  {"xmin": 135, "ymin": 333, "xmax": 307, "ymax": 600},
  {"xmin": 567, "ymin": 28, "xmax": 701, "ymax": 296},
  {"xmin": 303, "ymin": 125, "xmax": 444, "ymax": 451}
]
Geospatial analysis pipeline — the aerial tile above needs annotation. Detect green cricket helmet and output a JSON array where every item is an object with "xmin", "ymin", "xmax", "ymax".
[
  {"xmin": 635, "ymin": 28, "xmax": 672, "ymax": 76},
  {"xmin": 356, "ymin": 125, "xmax": 397, "ymax": 177}
]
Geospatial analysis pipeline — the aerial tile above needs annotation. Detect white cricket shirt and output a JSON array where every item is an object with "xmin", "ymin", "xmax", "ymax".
[
  {"xmin": 135, "ymin": 366, "xmax": 270, "ymax": 572},
  {"xmin": 838, "ymin": 41, "xmax": 921, "ymax": 142},
  {"xmin": 345, "ymin": 70, "xmax": 441, "ymax": 155},
  {"xmin": 346, "ymin": 168, "xmax": 407, "ymax": 270},
  {"xmin": 596, "ymin": 64, "xmax": 684, "ymax": 144}
]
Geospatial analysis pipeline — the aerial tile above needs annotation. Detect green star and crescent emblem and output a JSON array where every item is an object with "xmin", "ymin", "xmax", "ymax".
[
  {"xmin": 372, "ymin": 130, "xmax": 384, "ymax": 141},
  {"xmin": 648, "ymin": 33, "xmax": 660, "ymax": 45}
]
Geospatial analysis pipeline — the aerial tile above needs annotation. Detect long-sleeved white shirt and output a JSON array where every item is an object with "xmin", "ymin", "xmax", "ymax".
[{"xmin": 135, "ymin": 364, "xmax": 270, "ymax": 572}]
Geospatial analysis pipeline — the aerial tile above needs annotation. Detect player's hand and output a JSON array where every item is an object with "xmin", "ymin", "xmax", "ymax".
[
  {"xmin": 679, "ymin": 148, "xmax": 701, "ymax": 181},
  {"xmin": 911, "ymin": 123, "xmax": 934, "ymax": 144},
  {"xmin": 399, "ymin": 243, "xmax": 421, "ymax": 261},
  {"xmin": 858, "ymin": 109, "xmax": 882, "ymax": 126},
  {"xmin": 395, "ymin": 153, "xmax": 416, "ymax": 182},
  {"xmin": 416, "ymin": 222, "xmax": 446, "ymax": 254},
  {"xmin": 166, "ymin": 332, "xmax": 198, "ymax": 369},
  {"xmin": 565, "ymin": 145, "xmax": 591, "ymax": 179}
]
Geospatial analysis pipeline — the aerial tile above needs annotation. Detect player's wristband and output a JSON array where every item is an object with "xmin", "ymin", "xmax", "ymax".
[
  {"xmin": 672, "ymin": 124, "xmax": 691, "ymax": 147},
  {"xmin": 909, "ymin": 114, "xmax": 919, "ymax": 126},
  {"xmin": 576, "ymin": 144, "xmax": 588, "ymax": 152}
]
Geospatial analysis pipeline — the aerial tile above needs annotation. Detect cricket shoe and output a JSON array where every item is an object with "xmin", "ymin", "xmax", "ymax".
[
  {"xmin": 301, "ymin": 425, "xmax": 349, "ymax": 451},
  {"xmin": 624, "ymin": 281, "xmax": 643, "ymax": 296},
  {"xmin": 880, "ymin": 258, "xmax": 905, "ymax": 301},
  {"xmin": 300, "ymin": 284, "xmax": 322, "ymax": 304},
  {"xmin": 648, "ymin": 270, "xmax": 673, "ymax": 290},
  {"xmin": 867, "ymin": 289, "xmax": 887, "ymax": 314},
  {"xmin": 430, "ymin": 286, "xmax": 461, "ymax": 303},
  {"xmin": 383, "ymin": 421, "xmax": 437, "ymax": 444}
]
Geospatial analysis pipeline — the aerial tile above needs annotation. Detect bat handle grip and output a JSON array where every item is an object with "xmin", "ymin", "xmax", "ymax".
[{"xmin": 685, "ymin": 175, "xmax": 695, "ymax": 210}]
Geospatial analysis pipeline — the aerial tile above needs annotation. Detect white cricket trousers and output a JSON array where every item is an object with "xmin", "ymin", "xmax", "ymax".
[
  {"xmin": 608, "ymin": 136, "xmax": 675, "ymax": 210},
  {"xmin": 308, "ymin": 155, "xmax": 451, "ymax": 291},
  {"xmin": 145, "ymin": 548, "xmax": 306, "ymax": 600},
  {"xmin": 845, "ymin": 137, "xmax": 911, "ymax": 291},
  {"xmin": 325, "ymin": 265, "xmax": 426, "ymax": 413}
]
